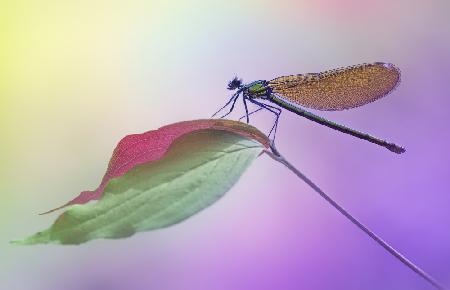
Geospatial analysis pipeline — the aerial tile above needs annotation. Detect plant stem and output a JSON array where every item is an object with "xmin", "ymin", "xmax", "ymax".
[{"xmin": 265, "ymin": 143, "xmax": 446, "ymax": 290}]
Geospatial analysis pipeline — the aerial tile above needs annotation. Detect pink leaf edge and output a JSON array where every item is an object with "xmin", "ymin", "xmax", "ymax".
[{"xmin": 41, "ymin": 119, "xmax": 268, "ymax": 214}]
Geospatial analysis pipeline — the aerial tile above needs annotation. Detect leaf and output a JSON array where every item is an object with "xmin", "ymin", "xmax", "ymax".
[
  {"xmin": 42, "ymin": 119, "xmax": 269, "ymax": 214},
  {"xmin": 13, "ymin": 120, "xmax": 269, "ymax": 245}
]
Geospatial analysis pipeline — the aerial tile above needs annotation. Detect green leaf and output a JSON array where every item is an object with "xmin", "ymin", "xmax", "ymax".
[{"xmin": 13, "ymin": 128, "xmax": 266, "ymax": 245}]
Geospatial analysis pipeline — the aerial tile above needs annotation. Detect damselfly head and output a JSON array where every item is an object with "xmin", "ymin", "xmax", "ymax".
[{"xmin": 227, "ymin": 77, "xmax": 243, "ymax": 90}]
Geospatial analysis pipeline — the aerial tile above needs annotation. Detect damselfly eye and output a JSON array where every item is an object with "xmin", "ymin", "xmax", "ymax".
[{"xmin": 227, "ymin": 77, "xmax": 242, "ymax": 90}]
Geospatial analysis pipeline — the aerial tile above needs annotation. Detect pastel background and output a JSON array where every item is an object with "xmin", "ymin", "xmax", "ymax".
[{"xmin": 1, "ymin": 0, "xmax": 449, "ymax": 289}]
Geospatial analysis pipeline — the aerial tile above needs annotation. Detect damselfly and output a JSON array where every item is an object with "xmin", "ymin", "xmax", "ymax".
[{"xmin": 212, "ymin": 62, "xmax": 405, "ymax": 154}]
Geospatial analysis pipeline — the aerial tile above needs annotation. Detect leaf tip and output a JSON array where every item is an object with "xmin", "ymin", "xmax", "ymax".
[{"xmin": 10, "ymin": 230, "xmax": 52, "ymax": 246}]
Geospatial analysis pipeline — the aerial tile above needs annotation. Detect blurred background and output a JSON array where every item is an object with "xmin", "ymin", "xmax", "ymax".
[{"xmin": 1, "ymin": 0, "xmax": 449, "ymax": 289}]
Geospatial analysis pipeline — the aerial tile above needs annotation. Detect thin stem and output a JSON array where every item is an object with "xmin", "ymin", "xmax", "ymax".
[{"xmin": 265, "ymin": 143, "xmax": 446, "ymax": 290}]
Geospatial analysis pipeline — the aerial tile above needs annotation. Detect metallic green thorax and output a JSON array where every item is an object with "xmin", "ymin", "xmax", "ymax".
[{"xmin": 246, "ymin": 81, "xmax": 270, "ymax": 98}]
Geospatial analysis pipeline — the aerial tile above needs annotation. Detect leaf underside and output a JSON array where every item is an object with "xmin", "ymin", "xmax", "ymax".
[{"xmin": 14, "ymin": 129, "xmax": 265, "ymax": 245}]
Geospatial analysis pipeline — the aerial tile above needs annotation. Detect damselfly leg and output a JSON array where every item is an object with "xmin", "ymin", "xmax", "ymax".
[
  {"xmin": 212, "ymin": 89, "xmax": 281, "ymax": 142},
  {"xmin": 211, "ymin": 91, "xmax": 241, "ymax": 118},
  {"xmin": 219, "ymin": 94, "xmax": 240, "ymax": 119},
  {"xmin": 247, "ymin": 98, "xmax": 281, "ymax": 141},
  {"xmin": 242, "ymin": 95, "xmax": 250, "ymax": 123},
  {"xmin": 238, "ymin": 107, "xmax": 264, "ymax": 121}
]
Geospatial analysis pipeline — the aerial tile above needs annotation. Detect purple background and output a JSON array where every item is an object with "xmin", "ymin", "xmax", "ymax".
[{"xmin": 1, "ymin": 1, "xmax": 449, "ymax": 289}]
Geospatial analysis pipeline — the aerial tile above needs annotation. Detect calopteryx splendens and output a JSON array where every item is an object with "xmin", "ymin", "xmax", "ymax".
[{"xmin": 212, "ymin": 62, "xmax": 405, "ymax": 154}]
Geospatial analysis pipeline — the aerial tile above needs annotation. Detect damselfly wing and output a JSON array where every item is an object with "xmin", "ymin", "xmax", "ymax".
[{"xmin": 269, "ymin": 62, "xmax": 400, "ymax": 111}]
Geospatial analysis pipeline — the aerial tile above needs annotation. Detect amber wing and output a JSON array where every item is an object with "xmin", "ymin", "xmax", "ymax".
[{"xmin": 268, "ymin": 62, "xmax": 401, "ymax": 111}]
